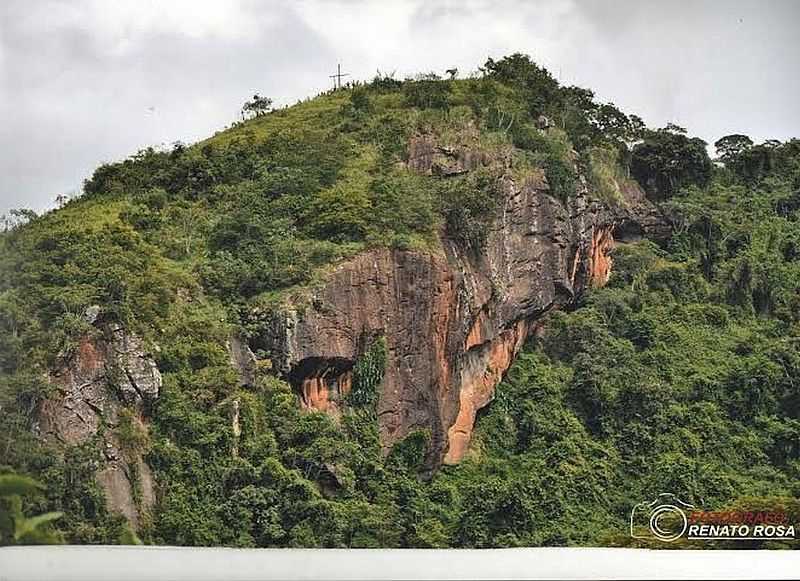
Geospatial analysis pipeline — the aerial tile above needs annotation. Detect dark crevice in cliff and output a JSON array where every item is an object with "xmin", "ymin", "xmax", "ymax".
[
  {"xmin": 290, "ymin": 356, "xmax": 355, "ymax": 412},
  {"xmin": 289, "ymin": 356, "xmax": 353, "ymax": 385},
  {"xmin": 612, "ymin": 219, "xmax": 647, "ymax": 243}
]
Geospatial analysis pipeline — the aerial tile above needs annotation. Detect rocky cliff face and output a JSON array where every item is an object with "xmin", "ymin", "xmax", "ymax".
[
  {"xmin": 260, "ymin": 134, "xmax": 667, "ymax": 470},
  {"xmin": 36, "ymin": 312, "xmax": 161, "ymax": 528},
  {"xmin": 35, "ymin": 131, "xmax": 665, "ymax": 515}
]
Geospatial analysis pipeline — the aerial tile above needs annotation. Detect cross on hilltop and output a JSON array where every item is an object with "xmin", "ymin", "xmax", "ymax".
[{"xmin": 329, "ymin": 63, "xmax": 349, "ymax": 90}]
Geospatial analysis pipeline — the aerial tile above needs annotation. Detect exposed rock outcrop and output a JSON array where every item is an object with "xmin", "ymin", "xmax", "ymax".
[
  {"xmin": 406, "ymin": 132, "xmax": 505, "ymax": 176},
  {"xmin": 229, "ymin": 333, "xmax": 258, "ymax": 387},
  {"xmin": 36, "ymin": 315, "xmax": 160, "ymax": 528},
  {"xmin": 260, "ymin": 135, "xmax": 667, "ymax": 471}
]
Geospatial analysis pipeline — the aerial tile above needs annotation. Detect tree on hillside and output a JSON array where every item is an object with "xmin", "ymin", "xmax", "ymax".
[
  {"xmin": 714, "ymin": 135, "xmax": 788, "ymax": 184},
  {"xmin": 402, "ymin": 73, "xmax": 451, "ymax": 110},
  {"xmin": 558, "ymin": 85, "xmax": 597, "ymax": 139},
  {"xmin": 1, "ymin": 209, "xmax": 37, "ymax": 232},
  {"xmin": 482, "ymin": 53, "xmax": 560, "ymax": 116},
  {"xmin": 241, "ymin": 94, "xmax": 273, "ymax": 120},
  {"xmin": 714, "ymin": 134, "xmax": 754, "ymax": 162},
  {"xmin": 631, "ymin": 125, "xmax": 712, "ymax": 199}
]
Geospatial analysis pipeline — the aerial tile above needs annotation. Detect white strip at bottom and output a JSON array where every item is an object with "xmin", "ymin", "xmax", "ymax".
[{"xmin": 1, "ymin": 546, "xmax": 798, "ymax": 581}]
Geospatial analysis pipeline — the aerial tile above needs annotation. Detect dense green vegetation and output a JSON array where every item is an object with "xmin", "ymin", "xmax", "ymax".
[
  {"xmin": 1, "ymin": 54, "xmax": 798, "ymax": 548},
  {"xmin": 0, "ymin": 474, "xmax": 63, "ymax": 545}
]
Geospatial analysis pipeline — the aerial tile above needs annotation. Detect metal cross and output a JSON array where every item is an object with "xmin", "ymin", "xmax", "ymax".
[{"xmin": 329, "ymin": 63, "xmax": 350, "ymax": 90}]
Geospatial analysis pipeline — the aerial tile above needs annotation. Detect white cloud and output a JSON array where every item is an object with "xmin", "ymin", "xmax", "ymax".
[
  {"xmin": 40, "ymin": 0, "xmax": 264, "ymax": 44},
  {"xmin": 0, "ymin": 0, "xmax": 798, "ymax": 215}
]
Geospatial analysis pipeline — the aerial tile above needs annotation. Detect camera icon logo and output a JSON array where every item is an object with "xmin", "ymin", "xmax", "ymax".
[{"xmin": 630, "ymin": 493, "xmax": 694, "ymax": 542}]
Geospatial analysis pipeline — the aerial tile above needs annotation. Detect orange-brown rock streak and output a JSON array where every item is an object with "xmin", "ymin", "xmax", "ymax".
[
  {"xmin": 300, "ymin": 368, "xmax": 353, "ymax": 415},
  {"xmin": 301, "ymin": 375, "xmax": 330, "ymax": 412},
  {"xmin": 444, "ymin": 319, "xmax": 530, "ymax": 464},
  {"xmin": 465, "ymin": 311, "xmax": 490, "ymax": 352},
  {"xmin": 589, "ymin": 225, "xmax": 615, "ymax": 287}
]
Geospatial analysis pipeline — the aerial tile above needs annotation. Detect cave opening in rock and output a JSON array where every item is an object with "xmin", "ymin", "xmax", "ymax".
[{"xmin": 289, "ymin": 356, "xmax": 354, "ymax": 413}]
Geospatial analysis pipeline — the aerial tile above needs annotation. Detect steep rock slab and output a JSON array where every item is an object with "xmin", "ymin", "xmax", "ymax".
[
  {"xmin": 36, "ymin": 320, "xmax": 160, "ymax": 529},
  {"xmin": 263, "ymin": 249, "xmax": 459, "ymax": 459}
]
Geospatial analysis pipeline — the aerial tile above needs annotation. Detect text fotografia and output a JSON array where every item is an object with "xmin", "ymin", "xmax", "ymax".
[
  {"xmin": 687, "ymin": 511, "xmax": 796, "ymax": 540},
  {"xmin": 630, "ymin": 494, "xmax": 796, "ymax": 542}
]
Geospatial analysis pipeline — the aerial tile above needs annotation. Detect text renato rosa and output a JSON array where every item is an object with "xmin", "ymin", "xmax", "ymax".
[{"xmin": 687, "ymin": 510, "xmax": 796, "ymax": 539}]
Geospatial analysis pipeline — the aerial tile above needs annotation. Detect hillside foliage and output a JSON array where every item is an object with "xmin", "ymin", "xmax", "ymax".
[{"xmin": 1, "ymin": 54, "xmax": 798, "ymax": 548}]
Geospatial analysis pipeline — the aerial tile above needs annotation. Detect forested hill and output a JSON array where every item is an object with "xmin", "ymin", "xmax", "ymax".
[{"xmin": 1, "ymin": 54, "xmax": 799, "ymax": 548}]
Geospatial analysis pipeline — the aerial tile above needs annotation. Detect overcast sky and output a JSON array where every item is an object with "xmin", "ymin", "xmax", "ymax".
[{"xmin": 1, "ymin": 0, "xmax": 799, "ymax": 215}]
